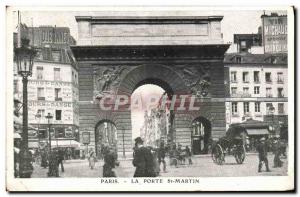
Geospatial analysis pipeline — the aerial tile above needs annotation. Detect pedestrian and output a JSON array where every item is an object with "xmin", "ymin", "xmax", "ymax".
[
  {"xmin": 48, "ymin": 149, "xmax": 59, "ymax": 177},
  {"xmin": 103, "ymin": 146, "xmax": 118, "ymax": 177},
  {"xmin": 177, "ymin": 144, "xmax": 185, "ymax": 165},
  {"xmin": 40, "ymin": 149, "xmax": 48, "ymax": 168},
  {"xmin": 132, "ymin": 137, "xmax": 156, "ymax": 177},
  {"xmin": 151, "ymin": 147, "xmax": 160, "ymax": 176},
  {"xmin": 57, "ymin": 148, "xmax": 65, "ymax": 173},
  {"xmin": 256, "ymin": 137, "xmax": 271, "ymax": 173},
  {"xmin": 273, "ymin": 139, "xmax": 283, "ymax": 168},
  {"xmin": 88, "ymin": 149, "xmax": 97, "ymax": 169},
  {"xmin": 170, "ymin": 143, "xmax": 178, "ymax": 167},
  {"xmin": 185, "ymin": 146, "xmax": 193, "ymax": 165},
  {"xmin": 158, "ymin": 142, "xmax": 167, "ymax": 172}
]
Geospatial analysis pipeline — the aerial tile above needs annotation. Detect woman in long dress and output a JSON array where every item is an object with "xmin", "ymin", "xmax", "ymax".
[{"xmin": 88, "ymin": 151, "xmax": 97, "ymax": 170}]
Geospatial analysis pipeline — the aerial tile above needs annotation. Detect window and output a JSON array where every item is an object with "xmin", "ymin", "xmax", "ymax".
[
  {"xmin": 265, "ymin": 72, "xmax": 272, "ymax": 83},
  {"xmin": 236, "ymin": 56, "xmax": 242, "ymax": 63},
  {"xmin": 254, "ymin": 86, "xmax": 260, "ymax": 94},
  {"xmin": 277, "ymin": 72, "xmax": 284, "ymax": 83},
  {"xmin": 38, "ymin": 129, "xmax": 47, "ymax": 139},
  {"xmin": 192, "ymin": 122, "xmax": 205, "ymax": 136},
  {"xmin": 243, "ymin": 102, "xmax": 250, "ymax": 114},
  {"xmin": 266, "ymin": 103, "xmax": 274, "ymax": 114},
  {"xmin": 255, "ymin": 102, "xmax": 261, "ymax": 113},
  {"xmin": 75, "ymin": 74, "xmax": 77, "ymax": 84},
  {"xmin": 241, "ymin": 41, "xmax": 247, "ymax": 48},
  {"xmin": 36, "ymin": 66, "xmax": 43, "ymax": 80},
  {"xmin": 232, "ymin": 102, "xmax": 238, "ymax": 115},
  {"xmin": 278, "ymin": 88, "xmax": 284, "ymax": 97},
  {"xmin": 243, "ymin": 72, "xmax": 249, "ymax": 83},
  {"xmin": 230, "ymin": 71, "xmax": 237, "ymax": 82},
  {"xmin": 266, "ymin": 88, "xmax": 272, "ymax": 97},
  {"xmin": 231, "ymin": 87, "xmax": 237, "ymax": 95},
  {"xmin": 43, "ymin": 47, "xmax": 52, "ymax": 61},
  {"xmin": 254, "ymin": 71, "xmax": 260, "ymax": 83},
  {"xmin": 37, "ymin": 88, "xmax": 45, "ymax": 100},
  {"xmin": 55, "ymin": 128, "xmax": 65, "ymax": 138},
  {"xmin": 54, "ymin": 68, "xmax": 61, "ymax": 81},
  {"xmin": 55, "ymin": 110, "xmax": 62, "ymax": 121},
  {"xmin": 55, "ymin": 88, "xmax": 62, "ymax": 101},
  {"xmin": 243, "ymin": 87, "xmax": 249, "ymax": 94},
  {"xmin": 52, "ymin": 50, "xmax": 61, "ymax": 62},
  {"xmin": 278, "ymin": 103, "xmax": 284, "ymax": 114}
]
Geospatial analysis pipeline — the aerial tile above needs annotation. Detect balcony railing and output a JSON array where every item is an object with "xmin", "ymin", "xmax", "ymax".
[
  {"xmin": 231, "ymin": 92, "xmax": 252, "ymax": 98},
  {"xmin": 277, "ymin": 79, "xmax": 284, "ymax": 84},
  {"xmin": 55, "ymin": 97, "xmax": 63, "ymax": 101},
  {"xmin": 37, "ymin": 97, "xmax": 45, "ymax": 101},
  {"xmin": 266, "ymin": 80, "xmax": 272, "ymax": 84},
  {"xmin": 266, "ymin": 94, "xmax": 273, "ymax": 98},
  {"xmin": 254, "ymin": 80, "xmax": 260, "ymax": 84}
]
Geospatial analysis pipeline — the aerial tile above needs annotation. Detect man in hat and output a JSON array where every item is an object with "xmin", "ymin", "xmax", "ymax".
[
  {"xmin": 103, "ymin": 146, "xmax": 118, "ymax": 177},
  {"xmin": 158, "ymin": 141, "xmax": 167, "ymax": 172},
  {"xmin": 256, "ymin": 137, "xmax": 271, "ymax": 173},
  {"xmin": 132, "ymin": 137, "xmax": 156, "ymax": 177},
  {"xmin": 273, "ymin": 138, "xmax": 283, "ymax": 168}
]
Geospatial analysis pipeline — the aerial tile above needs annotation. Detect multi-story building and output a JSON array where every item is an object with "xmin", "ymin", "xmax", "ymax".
[
  {"xmin": 224, "ymin": 53, "xmax": 288, "ymax": 135},
  {"xmin": 13, "ymin": 25, "xmax": 80, "ymax": 157}
]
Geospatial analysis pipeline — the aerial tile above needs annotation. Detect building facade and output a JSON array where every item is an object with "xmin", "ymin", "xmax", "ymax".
[
  {"xmin": 224, "ymin": 53, "xmax": 288, "ymax": 135},
  {"xmin": 13, "ymin": 25, "xmax": 80, "ymax": 156}
]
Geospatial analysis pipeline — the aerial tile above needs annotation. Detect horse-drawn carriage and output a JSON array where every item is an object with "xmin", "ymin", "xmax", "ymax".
[{"xmin": 211, "ymin": 125, "xmax": 246, "ymax": 165}]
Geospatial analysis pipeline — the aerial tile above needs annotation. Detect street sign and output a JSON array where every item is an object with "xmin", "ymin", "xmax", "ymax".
[{"xmin": 82, "ymin": 132, "xmax": 90, "ymax": 144}]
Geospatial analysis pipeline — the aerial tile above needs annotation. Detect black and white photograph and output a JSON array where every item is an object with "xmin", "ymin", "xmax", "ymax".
[{"xmin": 5, "ymin": 6, "xmax": 294, "ymax": 191}]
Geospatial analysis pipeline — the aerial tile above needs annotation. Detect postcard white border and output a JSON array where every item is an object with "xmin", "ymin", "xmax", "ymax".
[{"xmin": 5, "ymin": 6, "xmax": 295, "ymax": 192}]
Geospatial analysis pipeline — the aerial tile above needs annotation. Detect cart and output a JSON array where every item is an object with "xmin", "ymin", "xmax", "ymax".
[{"xmin": 211, "ymin": 125, "xmax": 246, "ymax": 165}]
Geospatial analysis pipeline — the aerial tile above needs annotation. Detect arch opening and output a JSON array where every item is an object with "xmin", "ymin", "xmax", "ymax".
[
  {"xmin": 191, "ymin": 117, "xmax": 211, "ymax": 155},
  {"xmin": 131, "ymin": 82, "xmax": 175, "ymax": 148},
  {"xmin": 94, "ymin": 119, "xmax": 118, "ymax": 158}
]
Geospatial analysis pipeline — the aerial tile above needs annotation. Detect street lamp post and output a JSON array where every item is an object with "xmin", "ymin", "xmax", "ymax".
[
  {"xmin": 268, "ymin": 104, "xmax": 276, "ymax": 138},
  {"xmin": 45, "ymin": 113, "xmax": 53, "ymax": 152},
  {"xmin": 15, "ymin": 38, "xmax": 36, "ymax": 178},
  {"xmin": 35, "ymin": 111, "xmax": 41, "ymax": 146},
  {"xmin": 45, "ymin": 113, "xmax": 53, "ymax": 177}
]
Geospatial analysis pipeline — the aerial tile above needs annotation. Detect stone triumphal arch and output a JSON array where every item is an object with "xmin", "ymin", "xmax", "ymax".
[{"xmin": 71, "ymin": 15, "xmax": 229, "ymax": 156}]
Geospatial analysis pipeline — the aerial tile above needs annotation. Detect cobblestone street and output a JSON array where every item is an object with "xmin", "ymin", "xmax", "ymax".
[{"xmin": 31, "ymin": 153, "xmax": 287, "ymax": 178}]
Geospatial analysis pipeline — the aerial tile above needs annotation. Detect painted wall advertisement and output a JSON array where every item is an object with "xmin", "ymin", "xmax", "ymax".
[{"xmin": 262, "ymin": 15, "xmax": 287, "ymax": 54}]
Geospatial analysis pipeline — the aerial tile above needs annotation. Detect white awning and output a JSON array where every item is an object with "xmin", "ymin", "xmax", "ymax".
[
  {"xmin": 14, "ymin": 133, "xmax": 21, "ymax": 139},
  {"xmin": 28, "ymin": 141, "xmax": 39, "ymax": 148},
  {"xmin": 14, "ymin": 116, "xmax": 37, "ymax": 130},
  {"xmin": 51, "ymin": 140, "xmax": 81, "ymax": 148},
  {"xmin": 246, "ymin": 128, "xmax": 269, "ymax": 135}
]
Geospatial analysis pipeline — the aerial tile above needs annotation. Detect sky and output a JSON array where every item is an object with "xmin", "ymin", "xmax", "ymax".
[
  {"xmin": 14, "ymin": 9, "xmax": 286, "ymax": 46},
  {"xmin": 12, "ymin": 9, "xmax": 287, "ymax": 139}
]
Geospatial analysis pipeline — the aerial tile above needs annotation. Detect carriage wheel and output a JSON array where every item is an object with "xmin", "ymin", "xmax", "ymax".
[
  {"xmin": 234, "ymin": 145, "xmax": 246, "ymax": 164},
  {"xmin": 212, "ymin": 144, "xmax": 224, "ymax": 165}
]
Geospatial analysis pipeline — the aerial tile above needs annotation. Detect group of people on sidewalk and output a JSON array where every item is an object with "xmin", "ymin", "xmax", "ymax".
[
  {"xmin": 256, "ymin": 137, "xmax": 286, "ymax": 173},
  {"xmin": 86, "ymin": 145, "xmax": 120, "ymax": 177}
]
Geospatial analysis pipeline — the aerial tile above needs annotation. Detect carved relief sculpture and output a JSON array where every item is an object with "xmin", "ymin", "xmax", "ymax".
[
  {"xmin": 93, "ymin": 66, "xmax": 126, "ymax": 99},
  {"xmin": 175, "ymin": 64, "xmax": 211, "ymax": 97}
]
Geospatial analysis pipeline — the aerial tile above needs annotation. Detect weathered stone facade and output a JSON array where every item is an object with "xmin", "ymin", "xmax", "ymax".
[{"xmin": 71, "ymin": 15, "xmax": 229, "ymax": 156}]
